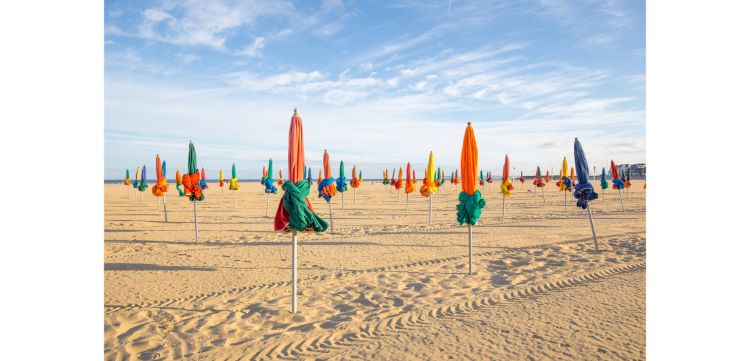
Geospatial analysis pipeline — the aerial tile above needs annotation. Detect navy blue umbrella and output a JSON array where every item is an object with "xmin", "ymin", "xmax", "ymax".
[{"xmin": 573, "ymin": 138, "xmax": 600, "ymax": 252}]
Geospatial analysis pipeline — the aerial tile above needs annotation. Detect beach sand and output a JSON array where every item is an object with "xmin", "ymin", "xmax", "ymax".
[{"xmin": 105, "ymin": 181, "xmax": 645, "ymax": 360}]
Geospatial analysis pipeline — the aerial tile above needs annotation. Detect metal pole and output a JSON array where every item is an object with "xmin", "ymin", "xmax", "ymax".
[
  {"xmin": 341, "ymin": 192, "xmax": 344, "ymax": 210},
  {"xmin": 564, "ymin": 191, "xmax": 567, "ymax": 217},
  {"xmin": 502, "ymin": 194, "xmax": 506, "ymax": 218},
  {"xmin": 354, "ymin": 188, "xmax": 356, "ymax": 205},
  {"xmin": 328, "ymin": 202, "xmax": 334, "ymax": 235},
  {"xmin": 265, "ymin": 193, "xmax": 269, "ymax": 217},
  {"xmin": 193, "ymin": 200, "xmax": 199, "ymax": 244},
  {"xmin": 156, "ymin": 197, "xmax": 160, "ymax": 211},
  {"xmin": 428, "ymin": 195, "xmax": 432, "ymax": 227},
  {"xmin": 406, "ymin": 193, "xmax": 409, "ymax": 212},
  {"xmin": 468, "ymin": 224, "xmax": 473, "ymax": 275},
  {"xmin": 163, "ymin": 196, "xmax": 168, "ymax": 223},
  {"xmin": 618, "ymin": 189, "xmax": 625, "ymax": 212},
  {"xmin": 587, "ymin": 206, "xmax": 599, "ymax": 252},
  {"xmin": 291, "ymin": 230, "xmax": 298, "ymax": 313}
]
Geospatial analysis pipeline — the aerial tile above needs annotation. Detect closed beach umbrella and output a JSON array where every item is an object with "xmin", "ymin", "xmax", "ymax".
[
  {"xmin": 181, "ymin": 141, "xmax": 204, "ymax": 243},
  {"xmin": 610, "ymin": 160, "xmax": 625, "ymax": 211},
  {"xmin": 318, "ymin": 149, "xmax": 337, "ymax": 234},
  {"xmin": 336, "ymin": 160, "xmax": 348, "ymax": 209},
  {"xmin": 501, "ymin": 154, "xmax": 513, "ymax": 217},
  {"xmin": 176, "ymin": 169, "xmax": 185, "ymax": 197},
  {"xmin": 123, "ymin": 169, "xmax": 130, "ymax": 186},
  {"xmin": 263, "ymin": 159, "xmax": 277, "ymax": 194},
  {"xmin": 151, "ymin": 155, "xmax": 169, "ymax": 221},
  {"xmin": 456, "ymin": 122, "xmax": 486, "ymax": 275},
  {"xmin": 133, "ymin": 166, "xmax": 141, "ymax": 189},
  {"xmin": 273, "ymin": 109, "xmax": 328, "ymax": 313},
  {"xmin": 405, "ymin": 162, "xmax": 414, "ymax": 210},
  {"xmin": 573, "ymin": 138, "xmax": 600, "ymax": 251},
  {"xmin": 420, "ymin": 151, "xmax": 438, "ymax": 226},
  {"xmin": 138, "ymin": 165, "xmax": 148, "ymax": 192}
]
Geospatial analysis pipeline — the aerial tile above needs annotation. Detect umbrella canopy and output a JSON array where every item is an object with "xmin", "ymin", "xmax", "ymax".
[
  {"xmin": 405, "ymin": 162, "xmax": 414, "ymax": 193},
  {"xmin": 519, "ymin": 171, "xmax": 525, "ymax": 183},
  {"xmin": 133, "ymin": 166, "xmax": 141, "ymax": 188},
  {"xmin": 138, "ymin": 165, "xmax": 148, "ymax": 191},
  {"xmin": 611, "ymin": 160, "xmax": 625, "ymax": 189},
  {"xmin": 501, "ymin": 154, "xmax": 513, "ymax": 196},
  {"xmin": 308, "ymin": 167, "xmax": 313, "ymax": 184},
  {"xmin": 395, "ymin": 167, "xmax": 404, "ymax": 190},
  {"xmin": 457, "ymin": 122, "xmax": 485, "ymax": 225},
  {"xmin": 533, "ymin": 166, "xmax": 545, "ymax": 187},
  {"xmin": 420, "ymin": 151, "xmax": 438, "ymax": 196},
  {"xmin": 274, "ymin": 109, "xmax": 327, "ymax": 232},
  {"xmin": 350, "ymin": 165, "xmax": 361, "ymax": 188},
  {"xmin": 199, "ymin": 167, "xmax": 208, "ymax": 190},
  {"xmin": 570, "ymin": 167, "xmax": 576, "ymax": 185},
  {"xmin": 318, "ymin": 150, "xmax": 337, "ymax": 202},
  {"xmin": 263, "ymin": 159, "xmax": 278, "ymax": 193},
  {"xmin": 230, "ymin": 163, "xmax": 240, "ymax": 190},
  {"xmin": 152, "ymin": 155, "xmax": 169, "ymax": 196},
  {"xmin": 219, "ymin": 169, "xmax": 224, "ymax": 187},
  {"xmin": 573, "ymin": 138, "xmax": 598, "ymax": 209},
  {"xmin": 175, "ymin": 169, "xmax": 185, "ymax": 196},
  {"xmin": 124, "ymin": 169, "xmax": 130, "ymax": 186},
  {"xmin": 336, "ymin": 160, "xmax": 348, "ymax": 192},
  {"xmin": 545, "ymin": 170, "xmax": 550, "ymax": 184},
  {"xmin": 181, "ymin": 141, "xmax": 204, "ymax": 201},
  {"xmin": 318, "ymin": 169, "xmax": 322, "ymax": 185},
  {"xmin": 600, "ymin": 168, "xmax": 609, "ymax": 189}
]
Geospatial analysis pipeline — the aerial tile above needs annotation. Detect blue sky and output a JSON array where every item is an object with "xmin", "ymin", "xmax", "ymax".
[{"xmin": 105, "ymin": 0, "xmax": 644, "ymax": 180}]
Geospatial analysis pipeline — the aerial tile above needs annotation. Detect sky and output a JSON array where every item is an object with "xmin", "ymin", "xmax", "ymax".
[{"xmin": 104, "ymin": 0, "xmax": 645, "ymax": 180}]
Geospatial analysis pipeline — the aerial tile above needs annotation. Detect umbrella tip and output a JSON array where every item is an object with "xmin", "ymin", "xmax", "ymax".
[
  {"xmin": 467, "ymin": 121, "xmax": 471, "ymax": 125},
  {"xmin": 294, "ymin": 108, "xmax": 298, "ymax": 114}
]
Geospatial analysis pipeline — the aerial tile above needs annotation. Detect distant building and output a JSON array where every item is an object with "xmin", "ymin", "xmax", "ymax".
[{"xmin": 609, "ymin": 163, "xmax": 646, "ymax": 179}]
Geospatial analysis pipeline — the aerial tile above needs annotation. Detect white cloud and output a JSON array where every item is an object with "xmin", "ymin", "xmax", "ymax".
[
  {"xmin": 135, "ymin": 0, "xmax": 294, "ymax": 49},
  {"xmin": 240, "ymin": 37, "xmax": 266, "ymax": 57}
]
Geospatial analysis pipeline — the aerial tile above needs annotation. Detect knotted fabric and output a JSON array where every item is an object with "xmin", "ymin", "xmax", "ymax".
[
  {"xmin": 318, "ymin": 177, "xmax": 336, "ymax": 202},
  {"xmin": 573, "ymin": 182, "xmax": 598, "ymax": 209},
  {"xmin": 274, "ymin": 180, "xmax": 328, "ymax": 232},
  {"xmin": 182, "ymin": 172, "xmax": 204, "ymax": 201},
  {"xmin": 501, "ymin": 179, "xmax": 514, "ymax": 197},
  {"xmin": 456, "ymin": 190, "xmax": 486, "ymax": 225}
]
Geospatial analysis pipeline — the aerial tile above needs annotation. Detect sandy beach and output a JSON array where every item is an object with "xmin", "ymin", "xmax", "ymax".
[{"xmin": 104, "ymin": 181, "xmax": 645, "ymax": 360}]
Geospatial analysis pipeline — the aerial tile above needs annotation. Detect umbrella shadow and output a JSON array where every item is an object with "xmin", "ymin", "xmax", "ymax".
[{"xmin": 104, "ymin": 263, "xmax": 216, "ymax": 271}]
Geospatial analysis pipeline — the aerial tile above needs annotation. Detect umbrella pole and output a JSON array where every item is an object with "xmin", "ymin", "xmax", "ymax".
[
  {"xmin": 291, "ymin": 230, "xmax": 298, "ymax": 313},
  {"xmin": 406, "ymin": 193, "xmax": 409, "ymax": 212},
  {"xmin": 428, "ymin": 195, "xmax": 432, "ymax": 227},
  {"xmin": 328, "ymin": 202, "xmax": 334, "ymax": 235},
  {"xmin": 163, "ymin": 196, "xmax": 168, "ymax": 223},
  {"xmin": 564, "ymin": 191, "xmax": 567, "ymax": 217},
  {"xmin": 542, "ymin": 187, "xmax": 546, "ymax": 204},
  {"xmin": 193, "ymin": 200, "xmax": 199, "ymax": 244},
  {"xmin": 502, "ymin": 194, "xmax": 506, "ymax": 218},
  {"xmin": 587, "ymin": 206, "xmax": 599, "ymax": 252},
  {"xmin": 341, "ymin": 192, "xmax": 344, "ymax": 210},
  {"xmin": 265, "ymin": 193, "xmax": 269, "ymax": 217},
  {"xmin": 618, "ymin": 189, "xmax": 625, "ymax": 212},
  {"xmin": 233, "ymin": 191, "xmax": 236, "ymax": 209},
  {"xmin": 156, "ymin": 197, "xmax": 160, "ymax": 211},
  {"xmin": 354, "ymin": 188, "xmax": 356, "ymax": 205},
  {"xmin": 468, "ymin": 224, "xmax": 473, "ymax": 275}
]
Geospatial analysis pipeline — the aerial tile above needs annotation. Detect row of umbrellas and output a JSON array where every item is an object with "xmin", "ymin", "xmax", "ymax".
[{"xmin": 120, "ymin": 109, "xmax": 637, "ymax": 314}]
